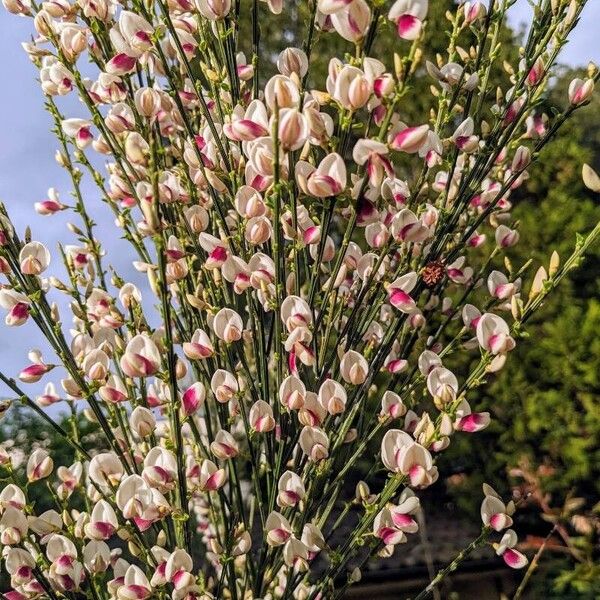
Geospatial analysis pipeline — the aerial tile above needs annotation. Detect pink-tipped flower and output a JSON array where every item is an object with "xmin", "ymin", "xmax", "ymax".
[
  {"xmin": 265, "ymin": 511, "xmax": 293, "ymax": 546},
  {"xmin": 19, "ymin": 350, "xmax": 53, "ymax": 383},
  {"xmin": 388, "ymin": 0, "xmax": 428, "ymax": 40},
  {"xmin": 568, "ymin": 78, "xmax": 594, "ymax": 106},
  {"xmin": 0, "ymin": 484, "xmax": 26, "ymax": 511},
  {"xmin": 298, "ymin": 392, "xmax": 327, "ymax": 427},
  {"xmin": 99, "ymin": 375, "xmax": 128, "ymax": 404},
  {"xmin": 61, "ymin": 118, "xmax": 93, "ymax": 149},
  {"xmin": 119, "ymin": 10, "xmax": 153, "ymax": 55},
  {"xmin": 198, "ymin": 459, "xmax": 227, "ymax": 491},
  {"xmin": 380, "ymin": 390, "xmax": 407, "ymax": 419},
  {"xmin": 26, "ymin": 449, "xmax": 54, "ymax": 482},
  {"xmin": 249, "ymin": 400, "xmax": 276, "ymax": 432},
  {"xmin": 296, "ymin": 153, "xmax": 347, "ymax": 197},
  {"xmin": 390, "ymin": 208, "xmax": 430, "ymax": 243},
  {"xmin": 129, "ymin": 406, "xmax": 156, "ymax": 438},
  {"xmin": 452, "ymin": 117, "xmax": 479, "ymax": 153},
  {"xmin": 390, "ymin": 490, "xmax": 420, "ymax": 532},
  {"xmin": 120, "ymin": 334, "xmax": 161, "ymax": 378},
  {"xmin": 388, "ymin": 271, "xmax": 418, "ymax": 313},
  {"xmin": 299, "ymin": 426, "xmax": 330, "ymax": 461},
  {"xmin": 330, "ymin": 0, "xmax": 371, "ymax": 43},
  {"xmin": 373, "ymin": 508, "xmax": 407, "ymax": 546},
  {"xmin": 182, "ymin": 382, "xmax": 206, "ymax": 417},
  {"xmin": 196, "ymin": 0, "xmax": 231, "ymax": 19},
  {"xmin": 19, "ymin": 241, "xmax": 50, "ymax": 275},
  {"xmin": 224, "ymin": 100, "xmax": 269, "ymax": 142},
  {"xmin": 462, "ymin": 304, "xmax": 482, "ymax": 330},
  {"xmin": 526, "ymin": 56, "xmax": 545, "ymax": 87},
  {"xmin": 463, "ymin": 0, "xmax": 486, "ymax": 24},
  {"xmin": 281, "ymin": 295, "xmax": 312, "ymax": 332},
  {"xmin": 118, "ymin": 565, "xmax": 152, "ymax": 599},
  {"xmin": 481, "ymin": 484, "xmax": 515, "ymax": 531},
  {"xmin": 487, "ymin": 270, "xmax": 518, "ymax": 300},
  {"xmin": 183, "ymin": 328, "xmax": 214, "ymax": 360},
  {"xmin": 381, "ymin": 429, "xmax": 438, "ymax": 487},
  {"xmin": 85, "ymin": 500, "xmax": 118, "ymax": 540},
  {"xmin": 495, "ymin": 529, "xmax": 528, "ymax": 569},
  {"xmin": 210, "ymin": 430, "xmax": 239, "ymax": 459},
  {"xmin": 212, "ymin": 308, "xmax": 243, "ymax": 342},
  {"xmin": 476, "ymin": 313, "xmax": 516, "ymax": 355},
  {"xmin": 495, "ymin": 224, "xmax": 520, "ymax": 248},
  {"xmin": 35, "ymin": 187, "xmax": 65, "ymax": 215},
  {"xmin": 353, "ymin": 139, "xmax": 393, "ymax": 187},
  {"xmin": 454, "ymin": 399, "xmax": 490, "ymax": 433},
  {"xmin": 390, "ymin": 124, "xmax": 429, "ymax": 153},
  {"xmin": 142, "ymin": 447, "xmax": 177, "ymax": 492},
  {"xmin": 277, "ymin": 471, "xmax": 305, "ymax": 508},
  {"xmin": 0, "ymin": 289, "xmax": 30, "ymax": 326},
  {"xmin": 447, "ymin": 256, "xmax": 474, "ymax": 285},
  {"xmin": 164, "ymin": 549, "xmax": 193, "ymax": 590}
]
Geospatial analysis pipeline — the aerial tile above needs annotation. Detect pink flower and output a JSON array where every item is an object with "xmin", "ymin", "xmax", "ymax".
[
  {"xmin": 181, "ymin": 382, "xmax": 206, "ymax": 417},
  {"xmin": 388, "ymin": 271, "xmax": 418, "ymax": 313},
  {"xmin": 35, "ymin": 187, "xmax": 65, "ymax": 215},
  {"xmin": 495, "ymin": 224, "xmax": 520, "ymax": 248},
  {"xmin": 454, "ymin": 399, "xmax": 490, "ymax": 433},
  {"xmin": 19, "ymin": 350, "xmax": 53, "ymax": 383},
  {"xmin": 0, "ymin": 289, "xmax": 30, "ymax": 326}
]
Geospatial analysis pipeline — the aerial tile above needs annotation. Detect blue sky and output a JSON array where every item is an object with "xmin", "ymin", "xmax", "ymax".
[{"xmin": 0, "ymin": 1, "xmax": 598, "ymax": 405}]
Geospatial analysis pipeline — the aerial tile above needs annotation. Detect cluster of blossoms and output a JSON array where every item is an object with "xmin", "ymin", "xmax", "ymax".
[{"xmin": 0, "ymin": 0, "xmax": 598, "ymax": 598}]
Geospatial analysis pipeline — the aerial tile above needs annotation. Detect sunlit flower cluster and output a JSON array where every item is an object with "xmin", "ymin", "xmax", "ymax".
[{"xmin": 0, "ymin": 0, "xmax": 598, "ymax": 598}]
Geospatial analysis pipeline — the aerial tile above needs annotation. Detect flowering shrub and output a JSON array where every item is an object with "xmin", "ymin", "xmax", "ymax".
[{"xmin": 0, "ymin": 0, "xmax": 599, "ymax": 598}]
